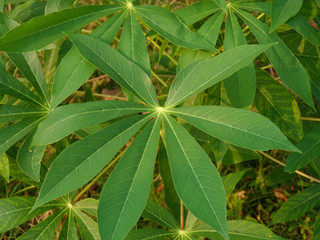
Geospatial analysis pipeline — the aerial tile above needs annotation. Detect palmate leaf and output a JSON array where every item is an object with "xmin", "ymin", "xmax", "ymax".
[
  {"xmin": 0, "ymin": 4, "xmax": 123, "ymax": 52},
  {"xmin": 272, "ymin": 184, "xmax": 320, "ymax": 224},
  {"xmin": 0, "ymin": 105, "xmax": 45, "ymax": 124},
  {"xmin": 59, "ymin": 211, "xmax": 78, "ymax": 240},
  {"xmin": 169, "ymin": 106, "xmax": 299, "ymax": 152},
  {"xmin": 74, "ymin": 198, "xmax": 98, "ymax": 217},
  {"xmin": 270, "ymin": 0, "xmax": 303, "ymax": 32},
  {"xmin": 163, "ymin": 114, "xmax": 228, "ymax": 240},
  {"xmin": 164, "ymin": 44, "xmax": 274, "ymax": 108},
  {"xmin": 285, "ymin": 124, "xmax": 320, "ymax": 173},
  {"xmin": 17, "ymin": 209, "xmax": 66, "ymax": 240},
  {"xmin": 69, "ymin": 33, "xmax": 159, "ymax": 106},
  {"xmin": 125, "ymin": 229, "xmax": 175, "ymax": 240},
  {"xmin": 98, "ymin": 116, "xmax": 161, "ymax": 240},
  {"xmin": 50, "ymin": 11, "xmax": 127, "ymax": 109},
  {"xmin": 74, "ymin": 208, "xmax": 100, "ymax": 240},
  {"xmin": 33, "ymin": 101, "xmax": 149, "ymax": 146},
  {"xmin": 32, "ymin": 114, "xmax": 153, "ymax": 210},
  {"xmin": 224, "ymin": 9, "xmax": 256, "ymax": 108},
  {"xmin": 234, "ymin": 7, "xmax": 314, "ymax": 109},
  {"xmin": 134, "ymin": 5, "xmax": 216, "ymax": 52},
  {"xmin": 198, "ymin": 10, "xmax": 225, "ymax": 44}
]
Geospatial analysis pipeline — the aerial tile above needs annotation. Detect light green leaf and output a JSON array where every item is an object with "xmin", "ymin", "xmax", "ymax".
[
  {"xmin": 0, "ymin": 105, "xmax": 45, "ymax": 124},
  {"xmin": 32, "ymin": 114, "xmax": 153, "ymax": 210},
  {"xmin": 74, "ymin": 208, "xmax": 100, "ymax": 240},
  {"xmin": 119, "ymin": 11, "xmax": 150, "ymax": 75},
  {"xmin": 190, "ymin": 220, "xmax": 286, "ymax": 240},
  {"xmin": 33, "ymin": 101, "xmax": 149, "ymax": 146},
  {"xmin": 134, "ymin": 5, "xmax": 216, "ymax": 52},
  {"xmin": 0, "ymin": 153, "xmax": 9, "ymax": 181},
  {"xmin": 0, "ymin": 5, "xmax": 123, "ymax": 52},
  {"xmin": 212, "ymin": 0, "xmax": 226, "ymax": 11},
  {"xmin": 176, "ymin": 49, "xmax": 211, "ymax": 73},
  {"xmin": 125, "ymin": 229, "xmax": 175, "ymax": 240},
  {"xmin": 175, "ymin": 0, "xmax": 220, "ymax": 26},
  {"xmin": 0, "ymin": 197, "xmax": 62, "ymax": 233},
  {"xmin": 254, "ymin": 70, "xmax": 303, "ymax": 142},
  {"xmin": 272, "ymin": 184, "xmax": 320, "ymax": 224},
  {"xmin": 285, "ymin": 124, "xmax": 320, "ymax": 173},
  {"xmin": 74, "ymin": 198, "xmax": 98, "ymax": 217},
  {"xmin": 169, "ymin": 106, "xmax": 299, "ymax": 152},
  {"xmin": 9, "ymin": 1, "xmax": 46, "ymax": 23},
  {"xmin": 164, "ymin": 44, "xmax": 274, "ymax": 108},
  {"xmin": 17, "ymin": 130, "xmax": 46, "ymax": 181},
  {"xmin": 69, "ymin": 34, "xmax": 159, "ymax": 106},
  {"xmin": 234, "ymin": 7, "xmax": 314, "ymax": 109},
  {"xmin": 0, "ymin": 13, "xmax": 50, "ymax": 102},
  {"xmin": 0, "ymin": 66, "xmax": 46, "ymax": 108},
  {"xmin": 50, "ymin": 11, "xmax": 127, "ymax": 109},
  {"xmin": 224, "ymin": 9, "xmax": 256, "ymax": 108},
  {"xmin": 198, "ymin": 10, "xmax": 225, "ymax": 44},
  {"xmin": 163, "ymin": 114, "xmax": 228, "ymax": 240},
  {"xmin": 236, "ymin": 2, "xmax": 271, "ymax": 13},
  {"xmin": 98, "ymin": 117, "xmax": 161, "ymax": 240},
  {"xmin": 142, "ymin": 200, "xmax": 179, "ymax": 230},
  {"xmin": 222, "ymin": 170, "xmax": 249, "ymax": 196},
  {"xmin": 0, "ymin": 117, "xmax": 43, "ymax": 156},
  {"xmin": 45, "ymin": 0, "xmax": 74, "ymax": 14},
  {"xmin": 59, "ymin": 212, "xmax": 78, "ymax": 240},
  {"xmin": 17, "ymin": 209, "xmax": 66, "ymax": 240},
  {"xmin": 270, "ymin": 0, "xmax": 303, "ymax": 32}
]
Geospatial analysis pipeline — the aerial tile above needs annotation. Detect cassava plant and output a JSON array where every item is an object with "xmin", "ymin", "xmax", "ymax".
[{"xmin": 0, "ymin": 0, "xmax": 319, "ymax": 239}]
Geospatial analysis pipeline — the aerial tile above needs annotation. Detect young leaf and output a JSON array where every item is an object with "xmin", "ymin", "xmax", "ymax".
[
  {"xmin": 272, "ymin": 184, "xmax": 320, "ymax": 224},
  {"xmin": 224, "ymin": 9, "xmax": 256, "ymax": 108},
  {"xmin": 164, "ymin": 43, "xmax": 274, "ymax": 108},
  {"xmin": 32, "ymin": 114, "xmax": 153, "ymax": 210},
  {"xmin": 74, "ymin": 208, "xmax": 100, "ymax": 240},
  {"xmin": 198, "ymin": 11, "xmax": 225, "ymax": 44},
  {"xmin": 0, "ymin": 153, "xmax": 9, "ymax": 181},
  {"xmin": 59, "ymin": 212, "xmax": 78, "ymax": 240},
  {"xmin": 169, "ymin": 106, "xmax": 299, "ymax": 152},
  {"xmin": 33, "ymin": 101, "xmax": 149, "ymax": 146},
  {"xmin": 17, "ymin": 209, "xmax": 66, "ymax": 240},
  {"xmin": 234, "ymin": 7, "xmax": 314, "ymax": 109},
  {"xmin": 17, "ymin": 130, "xmax": 46, "ymax": 181},
  {"xmin": 98, "ymin": 117, "xmax": 161, "ymax": 240},
  {"xmin": 285, "ymin": 124, "xmax": 320, "ymax": 173},
  {"xmin": 270, "ymin": 0, "xmax": 303, "ymax": 32},
  {"xmin": 254, "ymin": 70, "xmax": 303, "ymax": 142},
  {"xmin": 134, "ymin": 5, "xmax": 216, "ymax": 52},
  {"xmin": 163, "ymin": 114, "xmax": 229, "ymax": 240},
  {"xmin": 69, "ymin": 34, "xmax": 159, "ymax": 106},
  {"xmin": 0, "ymin": 5, "xmax": 123, "ymax": 52},
  {"xmin": 119, "ymin": 11, "xmax": 150, "ymax": 76},
  {"xmin": 175, "ymin": 1, "xmax": 220, "ymax": 26},
  {"xmin": 50, "ymin": 11, "xmax": 127, "ymax": 109}
]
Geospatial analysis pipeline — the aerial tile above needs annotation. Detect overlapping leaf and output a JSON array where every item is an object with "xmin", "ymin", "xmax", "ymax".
[{"xmin": 0, "ymin": 105, "xmax": 44, "ymax": 124}]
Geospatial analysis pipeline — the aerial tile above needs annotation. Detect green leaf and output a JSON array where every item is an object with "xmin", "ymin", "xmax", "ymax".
[
  {"xmin": 254, "ymin": 70, "xmax": 303, "ymax": 142},
  {"xmin": 0, "ymin": 13, "xmax": 50, "ymax": 102},
  {"xmin": 33, "ymin": 101, "xmax": 149, "ymax": 146},
  {"xmin": 314, "ymin": 210, "xmax": 320, "ymax": 240},
  {"xmin": 0, "ymin": 66, "xmax": 46, "ymax": 108},
  {"xmin": 212, "ymin": 0, "xmax": 226, "ymax": 12},
  {"xmin": 0, "ymin": 197, "xmax": 62, "ymax": 233},
  {"xmin": 270, "ymin": 0, "xmax": 303, "ymax": 32},
  {"xmin": 32, "ymin": 114, "xmax": 153, "ymax": 210},
  {"xmin": 198, "ymin": 10, "xmax": 225, "ymax": 44},
  {"xmin": 69, "ymin": 34, "xmax": 159, "ymax": 106},
  {"xmin": 0, "ymin": 5, "xmax": 123, "ymax": 52},
  {"xmin": 142, "ymin": 200, "xmax": 179, "ymax": 230},
  {"xmin": 98, "ymin": 117, "xmax": 161, "ymax": 240},
  {"xmin": 50, "ymin": 11, "xmax": 127, "ymax": 109},
  {"xmin": 169, "ymin": 106, "xmax": 299, "ymax": 152},
  {"xmin": 125, "ymin": 229, "xmax": 175, "ymax": 240},
  {"xmin": 176, "ymin": 49, "xmax": 211, "ymax": 73},
  {"xmin": 74, "ymin": 208, "xmax": 100, "ymax": 240},
  {"xmin": 234, "ymin": 7, "xmax": 314, "ymax": 109},
  {"xmin": 45, "ymin": 0, "xmax": 74, "ymax": 14},
  {"xmin": 190, "ymin": 220, "xmax": 286, "ymax": 240},
  {"xmin": 285, "ymin": 124, "xmax": 320, "ymax": 173},
  {"xmin": 17, "ymin": 130, "xmax": 46, "ymax": 181},
  {"xmin": 9, "ymin": 1, "xmax": 46, "ymax": 23},
  {"xmin": 59, "ymin": 212, "xmax": 78, "ymax": 240},
  {"xmin": 175, "ymin": 0, "xmax": 220, "ymax": 26},
  {"xmin": 0, "ymin": 117, "xmax": 43, "ymax": 156},
  {"xmin": 164, "ymin": 44, "xmax": 274, "ymax": 108},
  {"xmin": 134, "ymin": 5, "xmax": 216, "ymax": 52},
  {"xmin": 17, "ymin": 209, "xmax": 66, "ymax": 240},
  {"xmin": 74, "ymin": 198, "xmax": 98, "ymax": 217},
  {"xmin": 224, "ymin": 9, "xmax": 256, "ymax": 108},
  {"xmin": 119, "ymin": 11, "xmax": 150, "ymax": 76},
  {"xmin": 163, "ymin": 114, "xmax": 228, "ymax": 240},
  {"xmin": 222, "ymin": 170, "xmax": 249, "ymax": 196},
  {"xmin": 222, "ymin": 145, "xmax": 261, "ymax": 164},
  {"xmin": 0, "ymin": 153, "xmax": 9, "ymax": 181},
  {"xmin": 272, "ymin": 184, "xmax": 320, "ymax": 224},
  {"xmin": 209, "ymin": 137, "xmax": 230, "ymax": 163},
  {"xmin": 0, "ymin": 105, "xmax": 45, "ymax": 124}
]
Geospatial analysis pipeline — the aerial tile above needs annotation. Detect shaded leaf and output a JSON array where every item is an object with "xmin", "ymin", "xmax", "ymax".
[
  {"xmin": 222, "ymin": 170, "xmax": 249, "ymax": 196},
  {"xmin": 0, "ymin": 105, "xmax": 45, "ymax": 124},
  {"xmin": 125, "ymin": 229, "xmax": 175, "ymax": 240},
  {"xmin": 0, "ymin": 153, "xmax": 9, "ymax": 181},
  {"xmin": 74, "ymin": 208, "xmax": 100, "ymax": 240},
  {"xmin": 74, "ymin": 198, "xmax": 98, "ymax": 217},
  {"xmin": 59, "ymin": 212, "xmax": 78, "ymax": 240},
  {"xmin": 45, "ymin": 0, "xmax": 74, "ymax": 14},
  {"xmin": 198, "ymin": 10, "xmax": 225, "ymax": 44}
]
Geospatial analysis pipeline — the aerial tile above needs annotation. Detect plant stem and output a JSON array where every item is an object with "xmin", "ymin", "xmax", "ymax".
[
  {"xmin": 180, "ymin": 200, "xmax": 184, "ymax": 230},
  {"xmin": 258, "ymin": 151, "xmax": 320, "ymax": 183},
  {"xmin": 301, "ymin": 117, "xmax": 320, "ymax": 122},
  {"xmin": 75, "ymin": 91, "xmax": 128, "ymax": 101},
  {"xmin": 72, "ymin": 150, "xmax": 126, "ymax": 203},
  {"xmin": 151, "ymin": 70, "xmax": 168, "ymax": 87}
]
